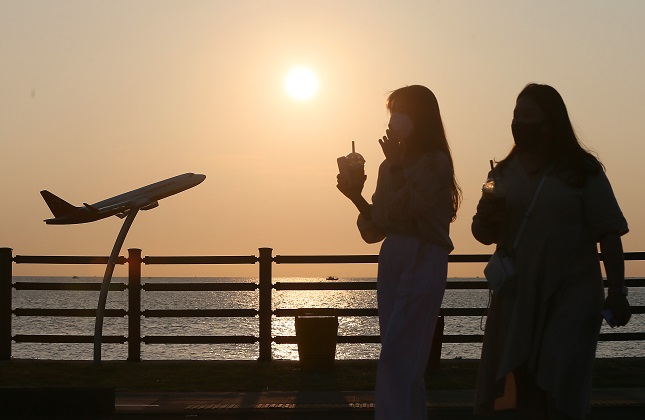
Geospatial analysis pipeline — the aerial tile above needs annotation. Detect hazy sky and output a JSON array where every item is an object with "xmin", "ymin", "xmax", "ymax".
[{"xmin": 2, "ymin": 1, "xmax": 644, "ymax": 278}]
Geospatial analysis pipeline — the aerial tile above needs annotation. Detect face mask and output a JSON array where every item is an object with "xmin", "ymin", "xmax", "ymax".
[
  {"xmin": 511, "ymin": 121, "xmax": 546, "ymax": 150},
  {"xmin": 388, "ymin": 112, "xmax": 414, "ymax": 143}
]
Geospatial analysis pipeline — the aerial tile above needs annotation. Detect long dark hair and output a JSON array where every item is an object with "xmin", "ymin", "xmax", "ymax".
[
  {"xmin": 500, "ymin": 83, "xmax": 602, "ymax": 186},
  {"xmin": 386, "ymin": 85, "xmax": 462, "ymax": 220}
]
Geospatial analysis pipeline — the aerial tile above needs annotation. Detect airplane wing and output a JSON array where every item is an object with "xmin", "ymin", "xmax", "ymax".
[
  {"xmin": 116, "ymin": 201, "xmax": 159, "ymax": 219},
  {"xmin": 86, "ymin": 197, "xmax": 160, "ymax": 219},
  {"xmin": 140, "ymin": 201, "xmax": 159, "ymax": 211}
]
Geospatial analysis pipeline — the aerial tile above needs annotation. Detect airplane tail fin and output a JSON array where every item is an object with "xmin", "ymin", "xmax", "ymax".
[{"xmin": 40, "ymin": 190, "xmax": 77, "ymax": 217}]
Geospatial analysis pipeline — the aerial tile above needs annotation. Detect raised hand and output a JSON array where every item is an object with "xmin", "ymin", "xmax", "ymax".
[
  {"xmin": 378, "ymin": 129, "xmax": 403, "ymax": 164},
  {"xmin": 336, "ymin": 172, "xmax": 367, "ymax": 201}
]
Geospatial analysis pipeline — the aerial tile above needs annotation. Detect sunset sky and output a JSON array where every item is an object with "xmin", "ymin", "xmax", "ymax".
[{"xmin": 2, "ymin": 1, "xmax": 644, "ymax": 278}]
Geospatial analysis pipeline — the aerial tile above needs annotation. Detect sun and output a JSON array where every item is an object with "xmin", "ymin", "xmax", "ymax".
[{"xmin": 284, "ymin": 66, "xmax": 319, "ymax": 101}]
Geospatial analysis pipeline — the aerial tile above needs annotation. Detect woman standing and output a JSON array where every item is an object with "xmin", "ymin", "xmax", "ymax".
[
  {"xmin": 337, "ymin": 85, "xmax": 461, "ymax": 419},
  {"xmin": 472, "ymin": 83, "xmax": 631, "ymax": 419}
]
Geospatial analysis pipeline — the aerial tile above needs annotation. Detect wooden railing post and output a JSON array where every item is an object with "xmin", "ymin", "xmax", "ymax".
[
  {"xmin": 127, "ymin": 248, "xmax": 142, "ymax": 362},
  {"xmin": 0, "ymin": 248, "xmax": 13, "ymax": 360},
  {"xmin": 258, "ymin": 247, "xmax": 273, "ymax": 361}
]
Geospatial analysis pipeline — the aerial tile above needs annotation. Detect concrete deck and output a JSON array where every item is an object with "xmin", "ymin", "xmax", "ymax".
[{"xmin": 108, "ymin": 388, "xmax": 645, "ymax": 419}]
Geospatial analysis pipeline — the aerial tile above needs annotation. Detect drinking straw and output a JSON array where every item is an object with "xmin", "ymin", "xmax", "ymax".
[
  {"xmin": 352, "ymin": 141, "xmax": 355, "ymax": 154},
  {"xmin": 490, "ymin": 160, "xmax": 496, "ymax": 182}
]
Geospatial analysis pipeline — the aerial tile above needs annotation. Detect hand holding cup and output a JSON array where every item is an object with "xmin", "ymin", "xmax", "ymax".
[
  {"xmin": 478, "ymin": 161, "xmax": 506, "ymax": 226},
  {"xmin": 337, "ymin": 141, "xmax": 366, "ymax": 200}
]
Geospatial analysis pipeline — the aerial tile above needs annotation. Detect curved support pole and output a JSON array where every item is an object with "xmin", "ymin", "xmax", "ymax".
[{"xmin": 93, "ymin": 209, "xmax": 139, "ymax": 364}]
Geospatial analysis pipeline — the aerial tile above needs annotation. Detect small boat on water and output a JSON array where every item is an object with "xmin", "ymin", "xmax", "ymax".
[{"xmin": 326, "ymin": 276, "xmax": 338, "ymax": 280}]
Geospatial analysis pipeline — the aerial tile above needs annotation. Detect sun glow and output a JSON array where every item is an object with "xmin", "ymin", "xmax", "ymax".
[{"xmin": 284, "ymin": 66, "xmax": 319, "ymax": 101}]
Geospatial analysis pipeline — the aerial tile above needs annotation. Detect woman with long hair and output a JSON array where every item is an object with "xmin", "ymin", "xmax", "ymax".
[
  {"xmin": 472, "ymin": 83, "xmax": 630, "ymax": 419},
  {"xmin": 337, "ymin": 85, "xmax": 461, "ymax": 419}
]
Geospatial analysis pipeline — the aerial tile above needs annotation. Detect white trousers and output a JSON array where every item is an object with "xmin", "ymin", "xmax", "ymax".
[{"xmin": 375, "ymin": 234, "xmax": 448, "ymax": 420}]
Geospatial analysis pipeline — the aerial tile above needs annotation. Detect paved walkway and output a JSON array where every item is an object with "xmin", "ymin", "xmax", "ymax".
[
  {"xmin": 109, "ymin": 388, "xmax": 645, "ymax": 419},
  {"xmin": 3, "ymin": 387, "xmax": 643, "ymax": 418}
]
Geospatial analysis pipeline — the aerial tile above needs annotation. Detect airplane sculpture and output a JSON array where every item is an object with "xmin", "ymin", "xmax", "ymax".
[
  {"xmin": 40, "ymin": 172, "xmax": 206, "ymax": 364},
  {"xmin": 41, "ymin": 172, "xmax": 206, "ymax": 224}
]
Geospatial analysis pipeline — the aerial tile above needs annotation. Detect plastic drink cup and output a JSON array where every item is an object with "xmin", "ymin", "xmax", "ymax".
[
  {"xmin": 346, "ymin": 155, "xmax": 365, "ymax": 184},
  {"xmin": 481, "ymin": 177, "xmax": 497, "ymax": 195},
  {"xmin": 338, "ymin": 141, "xmax": 365, "ymax": 185},
  {"xmin": 482, "ymin": 160, "xmax": 502, "ymax": 196},
  {"xmin": 481, "ymin": 160, "xmax": 506, "ymax": 222}
]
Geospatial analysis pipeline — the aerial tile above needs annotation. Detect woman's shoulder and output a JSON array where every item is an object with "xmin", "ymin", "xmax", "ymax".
[
  {"xmin": 413, "ymin": 151, "xmax": 452, "ymax": 183},
  {"xmin": 421, "ymin": 150, "xmax": 452, "ymax": 169}
]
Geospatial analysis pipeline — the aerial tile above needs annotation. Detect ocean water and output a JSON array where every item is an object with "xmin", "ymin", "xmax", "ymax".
[{"xmin": 9, "ymin": 276, "xmax": 644, "ymax": 361}]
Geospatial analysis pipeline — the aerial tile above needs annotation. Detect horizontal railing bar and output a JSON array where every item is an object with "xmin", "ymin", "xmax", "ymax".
[
  {"xmin": 273, "ymin": 334, "xmax": 486, "ymax": 344},
  {"xmin": 13, "ymin": 282, "xmax": 127, "ymax": 291},
  {"xmin": 13, "ymin": 309, "xmax": 126, "ymax": 317},
  {"xmin": 274, "ymin": 252, "xmax": 645, "ymax": 265},
  {"xmin": 624, "ymin": 252, "xmax": 645, "ymax": 261},
  {"xmin": 275, "ymin": 307, "xmax": 645, "ymax": 317},
  {"xmin": 12, "ymin": 253, "xmax": 645, "ymax": 266},
  {"xmin": 142, "ymin": 309, "xmax": 258, "ymax": 317},
  {"xmin": 143, "ymin": 283, "xmax": 257, "ymax": 292},
  {"xmin": 446, "ymin": 281, "xmax": 488, "ymax": 289},
  {"xmin": 441, "ymin": 334, "xmax": 485, "ymax": 343},
  {"xmin": 13, "ymin": 306, "xmax": 642, "ymax": 319},
  {"xmin": 11, "ymin": 332, "xmax": 644, "ymax": 347},
  {"xmin": 620, "ymin": 278, "xmax": 645, "ymax": 287},
  {"xmin": 13, "ymin": 255, "xmax": 126, "ymax": 265},
  {"xmin": 274, "ymin": 333, "xmax": 644, "ymax": 344},
  {"xmin": 143, "ymin": 256, "xmax": 258, "ymax": 265},
  {"xmin": 13, "ymin": 335, "xmax": 126, "ymax": 344},
  {"xmin": 448, "ymin": 254, "xmax": 491, "ymax": 263},
  {"xmin": 599, "ymin": 332, "xmax": 645, "ymax": 341},
  {"xmin": 142, "ymin": 336, "xmax": 257, "ymax": 344},
  {"xmin": 12, "ymin": 280, "xmax": 644, "ymax": 293}
]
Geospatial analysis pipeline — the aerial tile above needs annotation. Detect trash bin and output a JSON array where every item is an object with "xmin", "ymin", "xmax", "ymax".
[{"xmin": 295, "ymin": 309, "xmax": 338, "ymax": 370}]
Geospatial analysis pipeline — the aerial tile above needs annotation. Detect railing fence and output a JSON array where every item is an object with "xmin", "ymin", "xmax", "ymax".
[{"xmin": 1, "ymin": 247, "xmax": 644, "ymax": 362}]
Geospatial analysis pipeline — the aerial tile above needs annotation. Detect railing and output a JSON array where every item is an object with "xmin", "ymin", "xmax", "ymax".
[{"xmin": 1, "ymin": 247, "xmax": 644, "ymax": 362}]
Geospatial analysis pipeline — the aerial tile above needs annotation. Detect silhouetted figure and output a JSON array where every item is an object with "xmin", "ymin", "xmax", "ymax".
[
  {"xmin": 337, "ymin": 85, "xmax": 461, "ymax": 419},
  {"xmin": 472, "ymin": 83, "xmax": 631, "ymax": 419}
]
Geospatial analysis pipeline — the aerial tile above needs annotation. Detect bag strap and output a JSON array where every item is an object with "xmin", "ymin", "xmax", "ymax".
[{"xmin": 511, "ymin": 172, "xmax": 549, "ymax": 251}]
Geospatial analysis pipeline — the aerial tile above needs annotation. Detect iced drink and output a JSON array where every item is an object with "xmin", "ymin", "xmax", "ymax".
[
  {"xmin": 481, "ymin": 160, "xmax": 506, "ymax": 222},
  {"xmin": 346, "ymin": 152, "xmax": 365, "ymax": 183},
  {"xmin": 338, "ymin": 141, "xmax": 365, "ymax": 185},
  {"xmin": 481, "ymin": 177, "xmax": 498, "ymax": 195}
]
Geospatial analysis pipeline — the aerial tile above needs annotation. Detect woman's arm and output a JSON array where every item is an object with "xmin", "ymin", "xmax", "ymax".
[
  {"xmin": 337, "ymin": 172, "xmax": 373, "ymax": 220},
  {"xmin": 357, "ymin": 213, "xmax": 386, "ymax": 243},
  {"xmin": 471, "ymin": 196, "xmax": 502, "ymax": 245},
  {"xmin": 471, "ymin": 218, "xmax": 497, "ymax": 245},
  {"xmin": 337, "ymin": 172, "xmax": 386, "ymax": 244},
  {"xmin": 600, "ymin": 231, "xmax": 631, "ymax": 326}
]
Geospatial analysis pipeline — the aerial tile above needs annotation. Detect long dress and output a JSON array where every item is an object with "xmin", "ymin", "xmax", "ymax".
[
  {"xmin": 358, "ymin": 151, "xmax": 455, "ymax": 419},
  {"xmin": 473, "ymin": 156, "xmax": 628, "ymax": 419}
]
